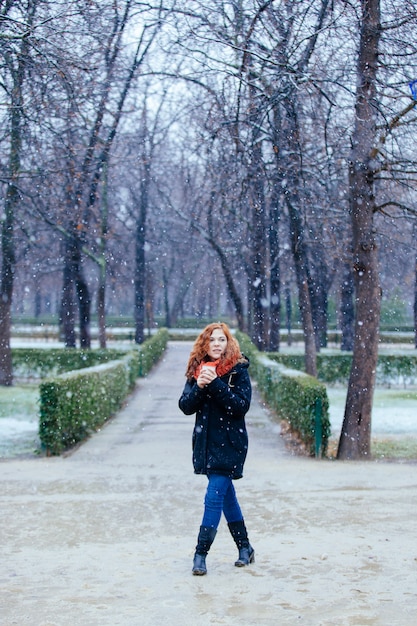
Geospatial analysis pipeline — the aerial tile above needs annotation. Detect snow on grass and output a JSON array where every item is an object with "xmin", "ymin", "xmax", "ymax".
[
  {"xmin": 0, "ymin": 385, "xmax": 40, "ymax": 458},
  {"xmin": 327, "ymin": 385, "xmax": 417, "ymax": 436}
]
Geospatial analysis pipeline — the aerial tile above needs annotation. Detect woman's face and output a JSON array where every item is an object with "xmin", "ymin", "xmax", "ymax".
[{"xmin": 207, "ymin": 328, "xmax": 228, "ymax": 360}]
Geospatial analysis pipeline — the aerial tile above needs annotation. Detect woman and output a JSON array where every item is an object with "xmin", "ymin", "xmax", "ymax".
[{"xmin": 178, "ymin": 322, "xmax": 254, "ymax": 576}]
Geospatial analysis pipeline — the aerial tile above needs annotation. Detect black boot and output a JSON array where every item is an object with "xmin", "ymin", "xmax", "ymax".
[
  {"xmin": 192, "ymin": 525, "xmax": 217, "ymax": 576},
  {"xmin": 228, "ymin": 520, "xmax": 255, "ymax": 567}
]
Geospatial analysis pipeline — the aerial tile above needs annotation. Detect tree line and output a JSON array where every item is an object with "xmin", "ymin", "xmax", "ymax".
[{"xmin": 1, "ymin": 0, "xmax": 417, "ymax": 459}]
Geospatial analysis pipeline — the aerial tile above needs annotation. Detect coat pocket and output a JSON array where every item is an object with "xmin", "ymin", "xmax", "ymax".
[{"xmin": 227, "ymin": 426, "xmax": 248, "ymax": 454}]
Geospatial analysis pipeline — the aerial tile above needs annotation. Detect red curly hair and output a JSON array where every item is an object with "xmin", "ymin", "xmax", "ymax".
[{"xmin": 185, "ymin": 322, "xmax": 246, "ymax": 380}]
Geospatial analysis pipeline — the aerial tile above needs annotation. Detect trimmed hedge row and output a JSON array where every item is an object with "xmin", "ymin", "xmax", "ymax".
[
  {"xmin": 236, "ymin": 332, "xmax": 330, "ymax": 457},
  {"xmin": 39, "ymin": 328, "xmax": 169, "ymax": 455},
  {"xmin": 268, "ymin": 351, "xmax": 417, "ymax": 386},
  {"xmin": 12, "ymin": 347, "xmax": 130, "ymax": 380},
  {"xmin": 137, "ymin": 328, "xmax": 169, "ymax": 377}
]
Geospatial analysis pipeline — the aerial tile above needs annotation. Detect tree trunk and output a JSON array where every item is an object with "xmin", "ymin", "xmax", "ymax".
[
  {"xmin": 0, "ymin": 301, "xmax": 12, "ymax": 386},
  {"xmin": 60, "ymin": 234, "xmax": 91, "ymax": 348},
  {"xmin": 340, "ymin": 262, "xmax": 355, "ymax": 351},
  {"xmin": 60, "ymin": 6, "xmax": 155, "ymax": 350},
  {"xmin": 145, "ymin": 267, "xmax": 155, "ymax": 335},
  {"xmin": 337, "ymin": 0, "xmax": 381, "ymax": 460},
  {"xmin": 134, "ymin": 163, "xmax": 148, "ymax": 345},
  {"xmin": 60, "ymin": 257, "xmax": 77, "ymax": 348},
  {"xmin": 0, "ymin": 177, "xmax": 16, "ymax": 385},
  {"xmin": 134, "ymin": 220, "xmax": 146, "ymax": 345},
  {"xmin": 286, "ymin": 198, "xmax": 317, "ymax": 377},
  {"xmin": 169, "ymin": 274, "xmax": 193, "ymax": 327},
  {"xmin": 269, "ymin": 186, "xmax": 281, "ymax": 352},
  {"xmin": 97, "ymin": 161, "xmax": 109, "ymax": 349},
  {"xmin": 217, "ymin": 247, "xmax": 246, "ymax": 331},
  {"xmin": 0, "ymin": 20, "xmax": 31, "ymax": 384},
  {"xmin": 246, "ymin": 52, "xmax": 268, "ymax": 350},
  {"xmin": 35, "ymin": 286, "xmax": 41, "ymax": 318},
  {"xmin": 295, "ymin": 265, "xmax": 317, "ymax": 377},
  {"xmin": 248, "ymin": 141, "xmax": 269, "ymax": 350},
  {"xmin": 191, "ymin": 207, "xmax": 246, "ymax": 331},
  {"xmin": 97, "ymin": 278, "xmax": 106, "ymax": 349},
  {"xmin": 75, "ymin": 264, "xmax": 91, "ymax": 349},
  {"xmin": 269, "ymin": 108, "xmax": 283, "ymax": 352},
  {"xmin": 186, "ymin": 216, "xmax": 246, "ymax": 331},
  {"xmin": 414, "ymin": 253, "xmax": 417, "ymax": 349},
  {"xmin": 285, "ymin": 284, "xmax": 292, "ymax": 346},
  {"xmin": 278, "ymin": 96, "xmax": 317, "ymax": 375},
  {"xmin": 163, "ymin": 267, "xmax": 171, "ymax": 328},
  {"xmin": 309, "ymin": 254, "xmax": 329, "ymax": 350}
]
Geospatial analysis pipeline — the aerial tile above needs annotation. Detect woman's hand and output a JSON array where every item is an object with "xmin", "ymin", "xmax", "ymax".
[{"xmin": 197, "ymin": 367, "xmax": 218, "ymax": 388}]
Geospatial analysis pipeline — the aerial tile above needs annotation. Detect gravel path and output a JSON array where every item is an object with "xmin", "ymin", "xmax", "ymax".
[{"xmin": 1, "ymin": 341, "xmax": 417, "ymax": 625}]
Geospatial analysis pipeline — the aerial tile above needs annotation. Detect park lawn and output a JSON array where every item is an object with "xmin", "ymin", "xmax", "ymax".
[
  {"xmin": 1, "ymin": 383, "xmax": 417, "ymax": 461},
  {"xmin": 0, "ymin": 384, "xmax": 40, "ymax": 458},
  {"xmin": 327, "ymin": 385, "xmax": 417, "ymax": 461},
  {"xmin": 0, "ymin": 383, "xmax": 39, "ymax": 417}
]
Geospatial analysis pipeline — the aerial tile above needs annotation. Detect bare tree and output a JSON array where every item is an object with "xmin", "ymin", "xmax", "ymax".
[
  {"xmin": 0, "ymin": 0, "xmax": 45, "ymax": 384},
  {"xmin": 59, "ymin": 1, "xmax": 162, "ymax": 348},
  {"xmin": 3, "ymin": 0, "xmax": 417, "ymax": 405},
  {"xmin": 338, "ymin": 0, "xmax": 417, "ymax": 459},
  {"xmin": 337, "ymin": 0, "xmax": 382, "ymax": 459}
]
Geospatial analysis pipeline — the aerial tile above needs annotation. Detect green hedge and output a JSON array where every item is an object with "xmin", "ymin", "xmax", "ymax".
[
  {"xmin": 236, "ymin": 332, "xmax": 330, "ymax": 457},
  {"xmin": 13, "ymin": 329, "xmax": 171, "ymax": 380},
  {"xmin": 39, "ymin": 328, "xmax": 169, "ymax": 455},
  {"xmin": 268, "ymin": 352, "xmax": 352, "ymax": 384},
  {"xmin": 137, "ymin": 328, "xmax": 169, "ymax": 377},
  {"xmin": 12, "ymin": 347, "xmax": 129, "ymax": 379},
  {"xmin": 39, "ymin": 357, "xmax": 133, "ymax": 455},
  {"xmin": 268, "ymin": 351, "xmax": 417, "ymax": 386},
  {"xmin": 377, "ymin": 353, "xmax": 417, "ymax": 386}
]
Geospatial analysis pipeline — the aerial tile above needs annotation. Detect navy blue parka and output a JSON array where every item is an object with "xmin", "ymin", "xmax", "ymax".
[{"xmin": 178, "ymin": 359, "xmax": 252, "ymax": 479}]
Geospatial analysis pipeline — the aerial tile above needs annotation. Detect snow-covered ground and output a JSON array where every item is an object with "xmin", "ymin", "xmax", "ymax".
[
  {"xmin": 2, "ymin": 383, "xmax": 417, "ymax": 459},
  {"xmin": 327, "ymin": 386, "xmax": 417, "ymax": 437},
  {"xmin": 0, "ymin": 416, "xmax": 40, "ymax": 458},
  {"xmin": 1, "ymin": 388, "xmax": 416, "ymax": 459},
  {"xmin": 2, "ymin": 340, "xmax": 417, "ymax": 626},
  {"xmin": 2, "ymin": 338, "xmax": 417, "ymax": 459}
]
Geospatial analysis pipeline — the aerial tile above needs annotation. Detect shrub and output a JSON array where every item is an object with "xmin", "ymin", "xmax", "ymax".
[
  {"xmin": 236, "ymin": 332, "xmax": 330, "ymax": 456},
  {"xmin": 12, "ymin": 347, "xmax": 129, "ymax": 380},
  {"xmin": 137, "ymin": 328, "xmax": 169, "ymax": 376},
  {"xmin": 39, "ymin": 358, "xmax": 132, "ymax": 455},
  {"xmin": 38, "ymin": 329, "xmax": 169, "ymax": 455},
  {"xmin": 377, "ymin": 353, "xmax": 417, "ymax": 387},
  {"xmin": 268, "ymin": 352, "xmax": 352, "ymax": 384},
  {"xmin": 268, "ymin": 350, "xmax": 417, "ymax": 386}
]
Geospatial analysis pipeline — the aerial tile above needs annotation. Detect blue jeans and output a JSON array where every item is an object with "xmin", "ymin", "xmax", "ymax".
[{"xmin": 201, "ymin": 474, "xmax": 243, "ymax": 529}]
